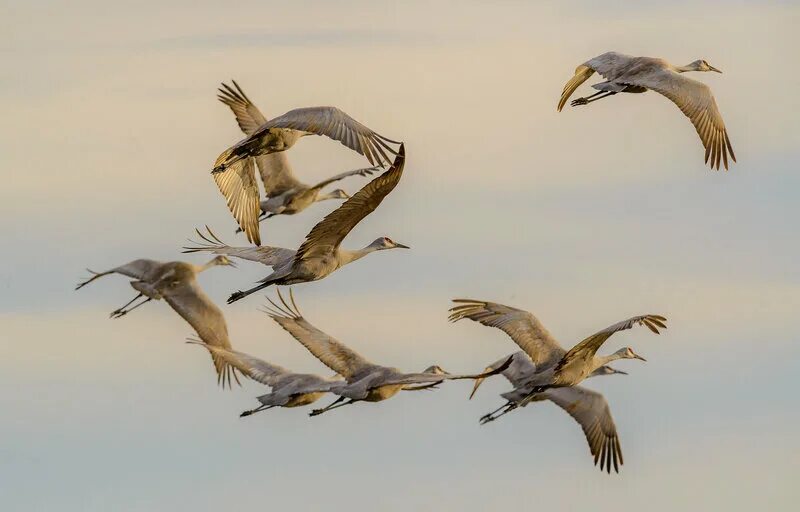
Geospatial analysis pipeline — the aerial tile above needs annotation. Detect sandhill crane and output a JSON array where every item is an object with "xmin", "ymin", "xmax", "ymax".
[
  {"xmin": 469, "ymin": 351, "xmax": 627, "ymax": 473},
  {"xmin": 76, "ymin": 256, "xmax": 240, "ymax": 387},
  {"xmin": 260, "ymin": 290, "xmax": 512, "ymax": 417},
  {"xmin": 211, "ymin": 84, "xmax": 402, "ymax": 245},
  {"xmin": 187, "ymin": 340, "xmax": 343, "ymax": 416},
  {"xmin": 218, "ymin": 82, "xmax": 380, "ymax": 232},
  {"xmin": 448, "ymin": 299, "xmax": 665, "ymax": 407},
  {"xmin": 184, "ymin": 145, "xmax": 409, "ymax": 304},
  {"xmin": 557, "ymin": 52, "xmax": 735, "ymax": 170},
  {"xmin": 76, "ymin": 256, "xmax": 235, "ymax": 318}
]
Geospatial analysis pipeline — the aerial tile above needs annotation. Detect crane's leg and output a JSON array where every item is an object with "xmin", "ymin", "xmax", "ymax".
[
  {"xmin": 108, "ymin": 293, "xmax": 143, "ymax": 317},
  {"xmin": 480, "ymin": 402, "xmax": 518, "ymax": 425},
  {"xmin": 110, "ymin": 296, "xmax": 152, "ymax": 319},
  {"xmin": 75, "ymin": 269, "xmax": 113, "ymax": 290},
  {"xmin": 479, "ymin": 401, "xmax": 514, "ymax": 424},
  {"xmin": 228, "ymin": 279, "xmax": 277, "ymax": 304},
  {"xmin": 240, "ymin": 404, "xmax": 277, "ymax": 417},
  {"xmin": 571, "ymin": 91, "xmax": 617, "ymax": 107},
  {"xmin": 309, "ymin": 397, "xmax": 357, "ymax": 417},
  {"xmin": 235, "ymin": 213, "xmax": 271, "ymax": 234}
]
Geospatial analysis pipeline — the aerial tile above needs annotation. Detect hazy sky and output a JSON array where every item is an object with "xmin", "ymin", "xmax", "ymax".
[{"xmin": 2, "ymin": 1, "xmax": 798, "ymax": 510}]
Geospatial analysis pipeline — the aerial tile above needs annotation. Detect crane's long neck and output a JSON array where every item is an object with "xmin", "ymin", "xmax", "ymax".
[
  {"xmin": 197, "ymin": 258, "xmax": 221, "ymax": 272},
  {"xmin": 674, "ymin": 63, "xmax": 697, "ymax": 73},
  {"xmin": 592, "ymin": 352, "xmax": 623, "ymax": 372},
  {"xmin": 317, "ymin": 191, "xmax": 340, "ymax": 202},
  {"xmin": 338, "ymin": 245, "xmax": 379, "ymax": 266}
]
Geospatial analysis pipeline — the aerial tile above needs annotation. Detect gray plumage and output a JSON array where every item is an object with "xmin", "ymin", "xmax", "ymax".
[
  {"xmin": 261, "ymin": 290, "xmax": 512, "ymax": 417},
  {"xmin": 187, "ymin": 341, "xmax": 344, "ymax": 416},
  {"xmin": 558, "ymin": 51, "xmax": 735, "ymax": 170},
  {"xmin": 76, "ymin": 256, "xmax": 241, "ymax": 387},
  {"xmin": 469, "ymin": 351, "xmax": 627, "ymax": 473},
  {"xmin": 211, "ymin": 83, "xmax": 402, "ymax": 245},
  {"xmin": 217, "ymin": 81, "xmax": 380, "ymax": 232},
  {"xmin": 184, "ymin": 145, "xmax": 409, "ymax": 305}
]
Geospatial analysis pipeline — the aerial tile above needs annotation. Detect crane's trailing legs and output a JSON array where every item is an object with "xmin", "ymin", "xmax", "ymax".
[
  {"xmin": 110, "ymin": 294, "xmax": 152, "ymax": 318},
  {"xmin": 571, "ymin": 91, "xmax": 617, "ymax": 107},
  {"xmin": 309, "ymin": 396, "xmax": 356, "ymax": 417},
  {"xmin": 228, "ymin": 281, "xmax": 275, "ymax": 304},
  {"xmin": 479, "ymin": 401, "xmax": 518, "ymax": 425},
  {"xmin": 240, "ymin": 404, "xmax": 277, "ymax": 417}
]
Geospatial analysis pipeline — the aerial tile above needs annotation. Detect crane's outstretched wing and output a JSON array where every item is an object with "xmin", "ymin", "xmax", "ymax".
[
  {"xmin": 212, "ymin": 157, "xmax": 262, "ymax": 245},
  {"xmin": 252, "ymin": 106, "xmax": 401, "ymax": 167},
  {"xmin": 217, "ymin": 81, "xmax": 304, "ymax": 196},
  {"xmin": 159, "ymin": 277, "xmax": 241, "ymax": 388},
  {"xmin": 626, "ymin": 69, "xmax": 735, "ymax": 170},
  {"xmin": 188, "ymin": 342, "xmax": 288, "ymax": 388},
  {"xmin": 217, "ymin": 80, "xmax": 268, "ymax": 135},
  {"xmin": 556, "ymin": 314, "xmax": 667, "ymax": 372},
  {"xmin": 263, "ymin": 290, "xmax": 375, "ymax": 380},
  {"xmin": 308, "ymin": 166, "xmax": 380, "ymax": 192},
  {"xmin": 182, "ymin": 226, "xmax": 294, "ymax": 268},
  {"xmin": 294, "ymin": 145, "xmax": 405, "ymax": 262},
  {"xmin": 449, "ymin": 299, "xmax": 565, "ymax": 367},
  {"xmin": 76, "ymin": 258, "xmax": 164, "ymax": 290},
  {"xmin": 544, "ymin": 386, "xmax": 623, "ymax": 473}
]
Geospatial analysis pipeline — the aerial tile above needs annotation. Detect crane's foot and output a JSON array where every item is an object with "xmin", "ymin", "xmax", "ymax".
[
  {"xmin": 109, "ymin": 309, "xmax": 128, "ymax": 319},
  {"xmin": 479, "ymin": 413, "xmax": 496, "ymax": 424},
  {"xmin": 227, "ymin": 291, "xmax": 247, "ymax": 304},
  {"xmin": 571, "ymin": 97, "xmax": 589, "ymax": 107},
  {"xmin": 309, "ymin": 408, "xmax": 325, "ymax": 417}
]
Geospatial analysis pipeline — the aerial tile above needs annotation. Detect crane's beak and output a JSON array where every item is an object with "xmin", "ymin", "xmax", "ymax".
[
  {"xmin": 634, "ymin": 353, "xmax": 647, "ymax": 362},
  {"xmin": 708, "ymin": 65, "xmax": 722, "ymax": 73},
  {"xmin": 394, "ymin": 242, "xmax": 410, "ymax": 249},
  {"xmin": 227, "ymin": 261, "xmax": 238, "ymax": 268},
  {"xmin": 613, "ymin": 369, "xmax": 628, "ymax": 375}
]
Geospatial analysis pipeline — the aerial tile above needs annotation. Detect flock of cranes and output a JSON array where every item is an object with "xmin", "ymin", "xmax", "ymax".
[{"xmin": 77, "ymin": 52, "xmax": 736, "ymax": 473}]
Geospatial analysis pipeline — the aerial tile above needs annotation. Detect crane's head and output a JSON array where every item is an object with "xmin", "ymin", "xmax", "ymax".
[
  {"xmin": 211, "ymin": 255, "xmax": 237, "ymax": 268},
  {"xmin": 688, "ymin": 59, "xmax": 722, "ymax": 73},
  {"xmin": 370, "ymin": 236, "xmax": 410, "ymax": 250},
  {"xmin": 615, "ymin": 346, "xmax": 646, "ymax": 362},
  {"xmin": 325, "ymin": 188, "xmax": 350, "ymax": 200},
  {"xmin": 592, "ymin": 365, "xmax": 628, "ymax": 377},
  {"xmin": 422, "ymin": 365, "xmax": 449, "ymax": 375}
]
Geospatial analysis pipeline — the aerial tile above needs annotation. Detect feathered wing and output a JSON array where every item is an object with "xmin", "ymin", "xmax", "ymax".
[
  {"xmin": 448, "ymin": 299, "xmax": 565, "ymax": 367},
  {"xmin": 263, "ymin": 290, "xmax": 375, "ymax": 380},
  {"xmin": 294, "ymin": 144, "xmax": 406, "ymax": 262},
  {"xmin": 160, "ymin": 278, "xmax": 241, "ymax": 388},
  {"xmin": 308, "ymin": 166, "xmax": 379, "ymax": 192},
  {"xmin": 188, "ymin": 342, "xmax": 289, "ymax": 388},
  {"xmin": 182, "ymin": 227, "xmax": 294, "ymax": 268},
  {"xmin": 252, "ymin": 106, "xmax": 402, "ymax": 167},
  {"xmin": 217, "ymin": 80, "xmax": 268, "ymax": 136},
  {"xmin": 557, "ymin": 314, "xmax": 667, "ymax": 371},
  {"xmin": 111, "ymin": 259, "xmax": 164, "ymax": 280},
  {"xmin": 628, "ymin": 69, "xmax": 735, "ymax": 170},
  {"xmin": 558, "ymin": 52, "xmax": 639, "ymax": 111},
  {"xmin": 212, "ymin": 157, "xmax": 262, "ymax": 245},
  {"xmin": 544, "ymin": 386, "xmax": 623, "ymax": 473},
  {"xmin": 217, "ymin": 80, "xmax": 304, "ymax": 195}
]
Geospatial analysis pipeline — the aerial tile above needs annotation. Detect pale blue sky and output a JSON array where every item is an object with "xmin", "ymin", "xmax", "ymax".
[{"xmin": 1, "ymin": 1, "xmax": 798, "ymax": 510}]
